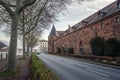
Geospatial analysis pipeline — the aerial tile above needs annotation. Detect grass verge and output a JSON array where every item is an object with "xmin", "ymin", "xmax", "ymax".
[
  {"xmin": 0, "ymin": 70, "xmax": 17, "ymax": 76},
  {"xmin": 30, "ymin": 53, "xmax": 59, "ymax": 80}
]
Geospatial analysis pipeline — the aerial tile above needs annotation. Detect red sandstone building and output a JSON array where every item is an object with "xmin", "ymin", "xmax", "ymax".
[{"xmin": 48, "ymin": 0, "xmax": 120, "ymax": 55}]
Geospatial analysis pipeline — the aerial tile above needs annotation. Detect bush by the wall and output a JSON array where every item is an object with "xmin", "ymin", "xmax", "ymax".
[
  {"xmin": 66, "ymin": 48, "xmax": 74, "ymax": 54},
  {"xmin": 56, "ymin": 47, "xmax": 61, "ymax": 53},
  {"xmin": 31, "ymin": 53, "xmax": 59, "ymax": 80},
  {"xmin": 104, "ymin": 38, "xmax": 120, "ymax": 57},
  {"xmin": 90, "ymin": 37, "xmax": 105, "ymax": 56}
]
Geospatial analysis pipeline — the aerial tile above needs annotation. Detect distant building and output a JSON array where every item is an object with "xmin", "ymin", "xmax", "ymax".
[
  {"xmin": 48, "ymin": 0, "xmax": 120, "ymax": 55},
  {"xmin": 0, "ymin": 41, "xmax": 7, "ymax": 52},
  {"xmin": 39, "ymin": 39, "xmax": 48, "ymax": 53}
]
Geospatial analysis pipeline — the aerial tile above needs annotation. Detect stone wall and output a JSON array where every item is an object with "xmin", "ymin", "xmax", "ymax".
[{"xmin": 54, "ymin": 12, "xmax": 120, "ymax": 55}]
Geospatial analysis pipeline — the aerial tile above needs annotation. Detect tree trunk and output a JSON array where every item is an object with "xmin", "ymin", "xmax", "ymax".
[
  {"xmin": 22, "ymin": 9, "xmax": 26, "ymax": 58},
  {"xmin": 27, "ymin": 37, "xmax": 30, "ymax": 54},
  {"xmin": 8, "ymin": 15, "xmax": 19, "ymax": 71},
  {"xmin": 23, "ymin": 34, "xmax": 26, "ymax": 58},
  {"xmin": 27, "ymin": 43, "xmax": 30, "ymax": 53},
  {"xmin": 31, "ymin": 47, "xmax": 33, "ymax": 52}
]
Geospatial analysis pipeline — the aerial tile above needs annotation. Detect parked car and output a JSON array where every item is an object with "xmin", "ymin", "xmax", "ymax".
[{"xmin": 36, "ymin": 51, "xmax": 41, "ymax": 55}]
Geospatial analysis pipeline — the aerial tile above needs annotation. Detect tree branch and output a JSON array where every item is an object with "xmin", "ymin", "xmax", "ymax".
[
  {"xmin": 0, "ymin": 0, "xmax": 14, "ymax": 17},
  {"xmin": 19, "ymin": 0, "xmax": 37, "ymax": 14},
  {"xmin": 25, "ymin": 0, "xmax": 48, "ymax": 35}
]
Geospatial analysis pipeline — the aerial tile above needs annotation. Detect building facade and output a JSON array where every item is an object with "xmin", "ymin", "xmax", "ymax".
[
  {"xmin": 39, "ymin": 39, "xmax": 48, "ymax": 53},
  {"xmin": 48, "ymin": 0, "xmax": 120, "ymax": 55}
]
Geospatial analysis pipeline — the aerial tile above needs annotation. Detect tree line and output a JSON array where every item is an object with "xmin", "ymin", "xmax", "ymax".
[{"xmin": 0, "ymin": 0, "xmax": 94, "ymax": 72}]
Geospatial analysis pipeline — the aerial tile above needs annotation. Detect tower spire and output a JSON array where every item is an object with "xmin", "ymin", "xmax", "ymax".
[{"xmin": 49, "ymin": 25, "xmax": 58, "ymax": 37}]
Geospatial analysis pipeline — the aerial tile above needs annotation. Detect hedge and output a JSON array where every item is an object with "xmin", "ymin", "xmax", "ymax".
[
  {"xmin": 90, "ymin": 37, "xmax": 105, "ymax": 56},
  {"xmin": 66, "ymin": 48, "xmax": 74, "ymax": 54},
  {"xmin": 104, "ymin": 38, "xmax": 120, "ymax": 57},
  {"xmin": 90, "ymin": 37, "xmax": 120, "ymax": 57}
]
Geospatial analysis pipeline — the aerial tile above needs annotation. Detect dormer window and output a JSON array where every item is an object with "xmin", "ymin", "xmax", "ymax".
[
  {"xmin": 117, "ymin": 0, "xmax": 120, "ymax": 9},
  {"xmin": 98, "ymin": 11, "xmax": 107, "ymax": 17},
  {"xmin": 82, "ymin": 20, "xmax": 88, "ymax": 25}
]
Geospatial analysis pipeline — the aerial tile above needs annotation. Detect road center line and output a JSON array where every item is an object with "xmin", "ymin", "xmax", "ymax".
[{"xmin": 85, "ymin": 68, "xmax": 110, "ymax": 77}]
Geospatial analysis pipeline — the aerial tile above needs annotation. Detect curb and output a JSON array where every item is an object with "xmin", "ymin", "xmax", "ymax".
[
  {"xmin": 52, "ymin": 54, "xmax": 120, "ymax": 70},
  {"xmin": 72, "ymin": 58, "xmax": 120, "ymax": 69}
]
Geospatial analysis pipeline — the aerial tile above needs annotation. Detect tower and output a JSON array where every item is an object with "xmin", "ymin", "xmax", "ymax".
[{"xmin": 48, "ymin": 25, "xmax": 58, "ymax": 53}]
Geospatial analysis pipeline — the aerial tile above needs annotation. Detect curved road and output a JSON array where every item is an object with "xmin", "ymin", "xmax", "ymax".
[{"xmin": 37, "ymin": 53, "xmax": 120, "ymax": 80}]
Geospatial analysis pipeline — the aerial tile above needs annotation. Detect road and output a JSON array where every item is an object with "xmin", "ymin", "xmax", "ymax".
[{"xmin": 37, "ymin": 53, "xmax": 120, "ymax": 80}]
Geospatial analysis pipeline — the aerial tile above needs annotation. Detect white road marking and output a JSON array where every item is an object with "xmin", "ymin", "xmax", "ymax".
[{"xmin": 85, "ymin": 68, "xmax": 110, "ymax": 77}]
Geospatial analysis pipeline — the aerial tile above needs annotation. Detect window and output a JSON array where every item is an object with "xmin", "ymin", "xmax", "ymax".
[
  {"xmin": 82, "ymin": 20, "xmax": 88, "ymax": 25},
  {"xmin": 98, "ymin": 11, "xmax": 107, "ymax": 17},
  {"xmin": 95, "ymin": 32, "xmax": 98, "ymax": 37},
  {"xmin": 100, "ymin": 12, "xmax": 106, "ymax": 17},
  {"xmin": 115, "ymin": 17, "xmax": 119, "ymax": 23},
  {"xmin": 100, "ymin": 22, "xmax": 104, "ymax": 28},
  {"xmin": 117, "ymin": 1, "xmax": 120, "ymax": 9}
]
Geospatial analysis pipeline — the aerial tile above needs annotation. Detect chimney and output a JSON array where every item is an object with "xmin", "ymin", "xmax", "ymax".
[{"xmin": 68, "ymin": 25, "xmax": 71, "ymax": 28}]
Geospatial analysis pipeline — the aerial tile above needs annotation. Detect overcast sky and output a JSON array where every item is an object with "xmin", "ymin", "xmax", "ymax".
[{"xmin": 42, "ymin": 0, "xmax": 116, "ymax": 40}]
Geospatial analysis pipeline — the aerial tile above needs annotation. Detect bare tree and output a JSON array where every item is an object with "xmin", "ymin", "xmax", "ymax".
[
  {"xmin": 28, "ymin": 32, "xmax": 39, "ymax": 52},
  {"xmin": 0, "ymin": 0, "xmax": 37, "ymax": 71},
  {"xmin": 18, "ymin": 0, "xmax": 71, "ymax": 58},
  {"xmin": 0, "ymin": 0, "xmax": 95, "ymax": 71}
]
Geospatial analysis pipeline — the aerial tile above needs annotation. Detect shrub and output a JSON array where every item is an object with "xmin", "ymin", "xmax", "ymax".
[
  {"xmin": 115, "ymin": 57, "xmax": 120, "ymax": 63},
  {"xmin": 56, "ymin": 47, "xmax": 61, "ymax": 53},
  {"xmin": 31, "ymin": 53, "xmax": 59, "ymax": 80},
  {"xmin": 66, "ymin": 48, "xmax": 74, "ymax": 54},
  {"xmin": 90, "ymin": 37, "xmax": 105, "ymax": 56},
  {"xmin": 104, "ymin": 38, "xmax": 120, "ymax": 57}
]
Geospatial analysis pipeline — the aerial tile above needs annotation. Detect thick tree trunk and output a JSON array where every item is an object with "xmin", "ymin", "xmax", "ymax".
[
  {"xmin": 8, "ymin": 15, "xmax": 19, "ymax": 71},
  {"xmin": 22, "ymin": 9, "xmax": 26, "ymax": 58}
]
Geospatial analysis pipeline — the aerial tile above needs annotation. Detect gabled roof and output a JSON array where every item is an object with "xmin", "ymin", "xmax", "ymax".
[
  {"xmin": 0, "ymin": 41, "xmax": 7, "ymax": 48},
  {"xmin": 49, "ymin": 25, "xmax": 58, "ymax": 37},
  {"xmin": 57, "ymin": 31, "xmax": 64, "ymax": 36}
]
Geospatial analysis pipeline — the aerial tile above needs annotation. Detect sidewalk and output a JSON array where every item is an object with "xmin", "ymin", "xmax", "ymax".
[
  {"xmin": 0, "ymin": 59, "xmax": 7, "ymax": 73},
  {"xmin": 0, "ymin": 55, "xmax": 30, "ymax": 80}
]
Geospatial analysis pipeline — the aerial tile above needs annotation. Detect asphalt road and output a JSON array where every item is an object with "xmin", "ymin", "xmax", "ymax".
[{"xmin": 37, "ymin": 53, "xmax": 120, "ymax": 80}]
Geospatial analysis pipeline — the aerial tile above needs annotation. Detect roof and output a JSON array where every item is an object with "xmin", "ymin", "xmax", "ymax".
[
  {"xmin": 49, "ymin": 25, "xmax": 58, "ymax": 37},
  {"xmin": 72, "ymin": 1, "xmax": 119, "ymax": 29},
  {"xmin": 39, "ymin": 39, "xmax": 48, "ymax": 42},
  {"xmin": 60, "ymin": 1, "xmax": 120, "ymax": 36},
  {"xmin": 57, "ymin": 31, "xmax": 64, "ymax": 36},
  {"xmin": 0, "ymin": 41, "xmax": 7, "ymax": 48}
]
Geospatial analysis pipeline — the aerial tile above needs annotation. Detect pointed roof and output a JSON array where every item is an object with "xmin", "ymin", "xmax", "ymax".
[{"xmin": 49, "ymin": 25, "xmax": 58, "ymax": 37}]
